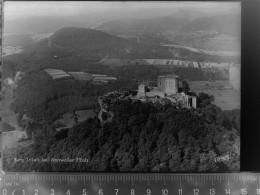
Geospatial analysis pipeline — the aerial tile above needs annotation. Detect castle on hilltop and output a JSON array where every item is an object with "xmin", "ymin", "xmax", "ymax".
[
  {"xmin": 158, "ymin": 75, "xmax": 179, "ymax": 95},
  {"xmin": 137, "ymin": 75, "xmax": 197, "ymax": 108}
]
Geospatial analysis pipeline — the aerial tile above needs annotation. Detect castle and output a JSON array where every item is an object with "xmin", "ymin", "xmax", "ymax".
[
  {"xmin": 158, "ymin": 75, "xmax": 179, "ymax": 95},
  {"xmin": 137, "ymin": 75, "xmax": 197, "ymax": 108}
]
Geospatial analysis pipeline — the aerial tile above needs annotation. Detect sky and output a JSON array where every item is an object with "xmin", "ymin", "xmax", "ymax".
[{"xmin": 4, "ymin": 1, "xmax": 241, "ymax": 21}]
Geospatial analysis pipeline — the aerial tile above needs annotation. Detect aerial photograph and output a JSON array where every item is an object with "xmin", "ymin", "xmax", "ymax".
[{"xmin": 1, "ymin": 1, "xmax": 240, "ymax": 172}]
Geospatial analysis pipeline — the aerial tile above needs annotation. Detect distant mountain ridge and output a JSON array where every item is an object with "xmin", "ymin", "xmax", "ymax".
[
  {"xmin": 19, "ymin": 27, "xmax": 172, "ymax": 59},
  {"xmin": 96, "ymin": 13, "xmax": 240, "ymax": 37},
  {"xmin": 96, "ymin": 16, "xmax": 188, "ymax": 33},
  {"xmin": 182, "ymin": 13, "xmax": 240, "ymax": 36},
  {"xmin": 7, "ymin": 27, "xmax": 237, "ymax": 64}
]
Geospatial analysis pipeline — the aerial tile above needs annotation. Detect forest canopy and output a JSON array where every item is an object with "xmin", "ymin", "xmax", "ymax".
[{"xmin": 4, "ymin": 95, "xmax": 240, "ymax": 172}]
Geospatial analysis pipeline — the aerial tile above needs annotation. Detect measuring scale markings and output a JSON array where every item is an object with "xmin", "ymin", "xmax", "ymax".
[{"xmin": 1, "ymin": 172, "xmax": 260, "ymax": 195}]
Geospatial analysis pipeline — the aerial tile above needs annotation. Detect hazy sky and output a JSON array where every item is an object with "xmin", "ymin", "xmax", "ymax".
[{"xmin": 5, "ymin": 1, "xmax": 240, "ymax": 21}]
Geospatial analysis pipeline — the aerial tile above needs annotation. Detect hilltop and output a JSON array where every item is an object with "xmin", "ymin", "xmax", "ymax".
[{"xmin": 49, "ymin": 27, "xmax": 134, "ymax": 55}]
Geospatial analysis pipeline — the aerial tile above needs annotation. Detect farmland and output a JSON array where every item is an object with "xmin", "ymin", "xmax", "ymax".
[
  {"xmin": 44, "ymin": 69, "xmax": 72, "ymax": 80},
  {"xmin": 3, "ymin": 46, "xmax": 23, "ymax": 56},
  {"xmin": 96, "ymin": 58, "xmax": 231, "ymax": 69},
  {"xmin": 189, "ymin": 81, "xmax": 240, "ymax": 110},
  {"xmin": 162, "ymin": 44, "xmax": 239, "ymax": 57},
  {"xmin": 55, "ymin": 109, "xmax": 96, "ymax": 131},
  {"xmin": 75, "ymin": 109, "xmax": 96, "ymax": 123},
  {"xmin": 31, "ymin": 33, "xmax": 53, "ymax": 42},
  {"xmin": 68, "ymin": 72, "xmax": 93, "ymax": 81},
  {"xmin": 55, "ymin": 113, "xmax": 75, "ymax": 131}
]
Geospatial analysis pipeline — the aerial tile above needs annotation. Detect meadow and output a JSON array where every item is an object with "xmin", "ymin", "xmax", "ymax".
[{"xmin": 189, "ymin": 81, "xmax": 240, "ymax": 110}]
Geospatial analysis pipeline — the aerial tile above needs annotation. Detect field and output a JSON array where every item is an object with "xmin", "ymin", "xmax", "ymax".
[
  {"xmin": 3, "ymin": 46, "xmax": 23, "ymax": 56},
  {"xmin": 210, "ymin": 90, "xmax": 240, "ymax": 110},
  {"xmin": 68, "ymin": 72, "xmax": 93, "ymax": 81},
  {"xmin": 189, "ymin": 81, "xmax": 240, "ymax": 110},
  {"xmin": 44, "ymin": 69, "xmax": 72, "ymax": 80},
  {"xmin": 97, "ymin": 58, "xmax": 230, "ymax": 69},
  {"xmin": 55, "ymin": 109, "xmax": 96, "ymax": 130},
  {"xmin": 162, "ymin": 31, "xmax": 240, "ymax": 57},
  {"xmin": 96, "ymin": 59, "xmax": 147, "ymax": 66},
  {"xmin": 55, "ymin": 113, "xmax": 75, "ymax": 131},
  {"xmin": 75, "ymin": 109, "xmax": 96, "ymax": 122},
  {"xmin": 31, "ymin": 33, "xmax": 53, "ymax": 42}
]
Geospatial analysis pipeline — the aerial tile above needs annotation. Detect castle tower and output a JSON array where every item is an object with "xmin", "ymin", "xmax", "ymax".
[
  {"xmin": 137, "ymin": 84, "xmax": 146, "ymax": 97},
  {"xmin": 157, "ymin": 75, "xmax": 179, "ymax": 95}
]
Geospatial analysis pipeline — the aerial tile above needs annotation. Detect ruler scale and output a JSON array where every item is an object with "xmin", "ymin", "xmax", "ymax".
[{"xmin": 1, "ymin": 172, "xmax": 260, "ymax": 195}]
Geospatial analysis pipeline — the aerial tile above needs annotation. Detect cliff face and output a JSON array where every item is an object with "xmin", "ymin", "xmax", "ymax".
[{"xmin": 98, "ymin": 96, "xmax": 114, "ymax": 124}]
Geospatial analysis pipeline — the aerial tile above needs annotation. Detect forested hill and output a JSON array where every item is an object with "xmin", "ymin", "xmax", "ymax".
[
  {"xmin": 4, "ymin": 97, "xmax": 240, "ymax": 172},
  {"xmin": 15, "ymin": 27, "xmax": 172, "ymax": 59},
  {"xmin": 49, "ymin": 27, "xmax": 133, "ymax": 51}
]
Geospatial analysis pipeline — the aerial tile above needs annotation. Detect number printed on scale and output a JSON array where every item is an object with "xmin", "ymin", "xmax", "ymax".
[{"xmin": 1, "ymin": 187, "xmax": 258, "ymax": 195}]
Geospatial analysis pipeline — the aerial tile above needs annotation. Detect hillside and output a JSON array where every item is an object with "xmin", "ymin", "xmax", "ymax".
[
  {"xmin": 16, "ymin": 27, "xmax": 173, "ymax": 59},
  {"xmin": 96, "ymin": 13, "xmax": 240, "ymax": 38},
  {"xmin": 182, "ymin": 13, "xmax": 240, "ymax": 37},
  {"xmin": 3, "ymin": 34, "xmax": 34, "ymax": 47},
  {"xmin": 3, "ymin": 27, "xmax": 136, "ymax": 60},
  {"xmin": 4, "ymin": 97, "xmax": 240, "ymax": 172},
  {"xmin": 48, "ymin": 27, "xmax": 155, "ymax": 58},
  {"xmin": 3, "ymin": 27, "xmax": 233, "ymax": 76},
  {"xmin": 96, "ymin": 17, "xmax": 188, "ymax": 34},
  {"xmin": 50, "ymin": 27, "xmax": 133, "ymax": 51},
  {"xmin": 4, "ymin": 16, "xmax": 90, "ymax": 34}
]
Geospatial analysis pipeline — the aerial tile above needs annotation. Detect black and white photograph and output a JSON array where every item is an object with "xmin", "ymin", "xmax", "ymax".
[{"xmin": 1, "ymin": 1, "xmax": 240, "ymax": 172}]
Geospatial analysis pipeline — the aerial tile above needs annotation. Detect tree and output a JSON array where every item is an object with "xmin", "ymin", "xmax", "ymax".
[
  {"xmin": 4, "ymin": 91, "xmax": 240, "ymax": 172},
  {"xmin": 182, "ymin": 80, "xmax": 190, "ymax": 93},
  {"xmin": 198, "ymin": 150, "xmax": 218, "ymax": 172},
  {"xmin": 197, "ymin": 92, "xmax": 214, "ymax": 107}
]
